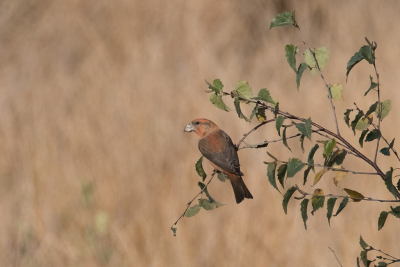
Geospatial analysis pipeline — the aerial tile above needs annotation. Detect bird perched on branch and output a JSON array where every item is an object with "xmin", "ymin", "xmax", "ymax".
[{"xmin": 184, "ymin": 118, "xmax": 253, "ymax": 204}]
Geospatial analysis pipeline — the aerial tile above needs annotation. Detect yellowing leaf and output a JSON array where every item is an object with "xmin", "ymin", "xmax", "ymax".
[
  {"xmin": 355, "ymin": 115, "xmax": 372, "ymax": 131},
  {"xmin": 304, "ymin": 47, "xmax": 330, "ymax": 75},
  {"xmin": 330, "ymin": 84, "xmax": 343, "ymax": 100},
  {"xmin": 344, "ymin": 188, "xmax": 364, "ymax": 202},
  {"xmin": 375, "ymin": 99, "xmax": 392, "ymax": 121},
  {"xmin": 333, "ymin": 170, "xmax": 348, "ymax": 186},
  {"xmin": 313, "ymin": 169, "xmax": 327, "ymax": 186}
]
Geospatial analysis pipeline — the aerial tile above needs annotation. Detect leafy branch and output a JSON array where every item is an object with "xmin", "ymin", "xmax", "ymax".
[{"xmin": 358, "ymin": 236, "xmax": 400, "ymax": 266}]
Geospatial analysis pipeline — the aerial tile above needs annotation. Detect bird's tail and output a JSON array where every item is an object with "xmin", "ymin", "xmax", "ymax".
[{"xmin": 227, "ymin": 173, "xmax": 253, "ymax": 204}]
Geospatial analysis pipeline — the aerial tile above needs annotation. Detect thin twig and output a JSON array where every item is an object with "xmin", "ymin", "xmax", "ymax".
[
  {"xmin": 266, "ymin": 160, "xmax": 378, "ymax": 176},
  {"xmin": 372, "ymin": 124, "xmax": 400, "ymax": 162},
  {"xmin": 368, "ymin": 246, "xmax": 400, "ymax": 265},
  {"xmin": 172, "ymin": 171, "xmax": 217, "ymax": 228},
  {"xmin": 295, "ymin": 185, "xmax": 400, "ymax": 203},
  {"xmin": 329, "ymin": 247, "xmax": 343, "ymax": 267},
  {"xmin": 236, "ymin": 118, "xmax": 276, "ymax": 148},
  {"xmin": 240, "ymin": 130, "xmax": 323, "ymax": 150},
  {"xmin": 373, "ymin": 61, "xmax": 381, "ymax": 164},
  {"xmin": 296, "ymin": 25, "xmax": 341, "ymax": 137}
]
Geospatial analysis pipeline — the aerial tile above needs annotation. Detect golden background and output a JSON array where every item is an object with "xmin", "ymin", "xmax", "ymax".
[{"xmin": 1, "ymin": 0, "xmax": 399, "ymax": 266}]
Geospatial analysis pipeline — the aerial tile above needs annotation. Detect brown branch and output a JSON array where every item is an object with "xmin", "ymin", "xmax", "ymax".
[
  {"xmin": 172, "ymin": 171, "xmax": 217, "ymax": 230},
  {"xmin": 296, "ymin": 25, "xmax": 341, "ymax": 137},
  {"xmin": 295, "ymin": 185, "xmax": 400, "ymax": 203},
  {"xmin": 236, "ymin": 118, "xmax": 276, "ymax": 148}
]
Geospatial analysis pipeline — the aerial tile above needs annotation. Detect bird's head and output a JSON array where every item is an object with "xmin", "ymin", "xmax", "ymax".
[{"xmin": 184, "ymin": 118, "xmax": 217, "ymax": 138}]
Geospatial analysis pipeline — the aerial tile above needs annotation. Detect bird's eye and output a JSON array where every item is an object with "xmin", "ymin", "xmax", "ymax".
[{"xmin": 194, "ymin": 121, "xmax": 200, "ymax": 125}]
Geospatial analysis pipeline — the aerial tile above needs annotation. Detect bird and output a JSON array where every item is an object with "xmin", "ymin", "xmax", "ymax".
[{"xmin": 184, "ymin": 118, "xmax": 253, "ymax": 204}]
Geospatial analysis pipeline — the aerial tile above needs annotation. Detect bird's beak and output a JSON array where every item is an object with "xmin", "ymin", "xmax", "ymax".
[{"xmin": 184, "ymin": 123, "xmax": 195, "ymax": 132}]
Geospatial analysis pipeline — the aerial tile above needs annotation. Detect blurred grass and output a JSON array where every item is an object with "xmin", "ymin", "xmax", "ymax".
[{"xmin": 0, "ymin": 0, "xmax": 399, "ymax": 266}]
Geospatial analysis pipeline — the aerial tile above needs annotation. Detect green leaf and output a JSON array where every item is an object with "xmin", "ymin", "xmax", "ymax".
[
  {"xmin": 311, "ymin": 189, "xmax": 325, "ymax": 215},
  {"xmin": 375, "ymin": 99, "xmax": 392, "ymax": 121},
  {"xmin": 300, "ymin": 199, "xmax": 309, "ymax": 230},
  {"xmin": 355, "ymin": 115, "xmax": 372, "ymax": 131},
  {"xmin": 198, "ymin": 182, "xmax": 215, "ymax": 203},
  {"xmin": 287, "ymin": 158, "xmax": 306, "ymax": 178},
  {"xmin": 385, "ymin": 168, "xmax": 398, "ymax": 198},
  {"xmin": 296, "ymin": 63, "xmax": 309, "ymax": 90},
  {"xmin": 360, "ymin": 250, "xmax": 369, "ymax": 267},
  {"xmin": 313, "ymin": 169, "xmax": 327, "ymax": 186},
  {"xmin": 198, "ymin": 199, "xmax": 225, "ymax": 210},
  {"xmin": 234, "ymin": 99, "xmax": 250, "ymax": 122},
  {"xmin": 195, "ymin": 156, "xmax": 207, "ymax": 181},
  {"xmin": 344, "ymin": 188, "xmax": 364, "ymax": 202},
  {"xmin": 308, "ymin": 144, "xmax": 319, "ymax": 168},
  {"xmin": 378, "ymin": 211, "xmax": 389, "ymax": 230},
  {"xmin": 365, "ymin": 129, "xmax": 381, "ymax": 142},
  {"xmin": 217, "ymin": 172, "xmax": 227, "ymax": 182},
  {"xmin": 208, "ymin": 79, "xmax": 224, "ymax": 94},
  {"xmin": 344, "ymin": 109, "xmax": 353, "ymax": 127},
  {"xmin": 359, "ymin": 129, "xmax": 369, "ymax": 148},
  {"xmin": 330, "ymin": 84, "xmax": 343, "ymax": 100},
  {"xmin": 295, "ymin": 117, "xmax": 312, "ymax": 140},
  {"xmin": 285, "ymin": 45, "xmax": 299, "ymax": 72},
  {"xmin": 377, "ymin": 262, "xmax": 388, "ymax": 267},
  {"xmin": 185, "ymin": 205, "xmax": 201, "ymax": 217},
  {"xmin": 171, "ymin": 226, "xmax": 177, "ymax": 236},
  {"xmin": 277, "ymin": 164, "xmax": 287, "ymax": 189},
  {"xmin": 323, "ymin": 139, "xmax": 336, "ymax": 157},
  {"xmin": 199, "ymin": 199, "xmax": 216, "ymax": 210},
  {"xmin": 304, "ymin": 47, "xmax": 329, "ymax": 75},
  {"xmin": 299, "ymin": 135, "xmax": 305, "ymax": 153},
  {"xmin": 269, "ymin": 11, "xmax": 296, "ymax": 29},
  {"xmin": 282, "ymin": 186, "xmax": 297, "ymax": 214},
  {"xmin": 210, "ymin": 93, "xmax": 230, "ymax": 111},
  {"xmin": 351, "ymin": 110, "xmax": 364, "ymax": 135},
  {"xmin": 303, "ymin": 166, "xmax": 312, "ymax": 185},
  {"xmin": 243, "ymin": 141, "xmax": 268, "ymax": 149},
  {"xmin": 360, "ymin": 236, "xmax": 369, "ymax": 250},
  {"xmin": 276, "ymin": 116, "xmax": 285, "ymax": 136},
  {"xmin": 346, "ymin": 50, "xmax": 364, "ymax": 81},
  {"xmin": 257, "ymin": 88, "xmax": 276, "ymax": 104},
  {"xmin": 365, "ymin": 101, "xmax": 378, "ymax": 117},
  {"xmin": 234, "ymin": 81, "xmax": 253, "ymax": 100},
  {"xmin": 267, "ymin": 163, "xmax": 280, "ymax": 193},
  {"xmin": 250, "ymin": 104, "xmax": 258, "ymax": 121},
  {"xmin": 365, "ymin": 76, "xmax": 378, "ymax": 96},
  {"xmin": 330, "ymin": 149, "xmax": 347, "ymax": 166},
  {"xmin": 360, "ymin": 45, "xmax": 375, "ymax": 64},
  {"xmin": 389, "ymin": 138, "xmax": 395, "ymax": 149},
  {"xmin": 380, "ymin": 147, "xmax": 390, "ymax": 156},
  {"xmin": 273, "ymin": 102, "xmax": 280, "ymax": 117},
  {"xmin": 398, "ymin": 179, "xmax": 400, "ymax": 192},
  {"xmin": 327, "ymin": 198, "xmax": 337, "ymax": 226},
  {"xmin": 334, "ymin": 197, "xmax": 349, "ymax": 216},
  {"xmin": 256, "ymin": 107, "xmax": 267, "ymax": 122},
  {"xmin": 282, "ymin": 127, "xmax": 292, "ymax": 152}
]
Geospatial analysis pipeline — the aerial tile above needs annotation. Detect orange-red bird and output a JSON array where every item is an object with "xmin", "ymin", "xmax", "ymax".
[{"xmin": 184, "ymin": 118, "xmax": 253, "ymax": 204}]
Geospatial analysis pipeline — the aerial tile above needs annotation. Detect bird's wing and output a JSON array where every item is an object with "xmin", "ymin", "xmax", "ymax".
[{"xmin": 199, "ymin": 130, "xmax": 241, "ymax": 176}]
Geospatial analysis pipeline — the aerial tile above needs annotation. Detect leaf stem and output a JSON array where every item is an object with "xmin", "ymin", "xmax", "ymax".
[
  {"xmin": 296, "ymin": 25, "xmax": 341, "ymax": 137},
  {"xmin": 236, "ymin": 118, "xmax": 276, "ymax": 148},
  {"xmin": 328, "ymin": 247, "xmax": 343, "ymax": 267}
]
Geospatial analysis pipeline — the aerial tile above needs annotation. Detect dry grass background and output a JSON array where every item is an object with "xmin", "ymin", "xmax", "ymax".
[{"xmin": 0, "ymin": 0, "xmax": 400, "ymax": 266}]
